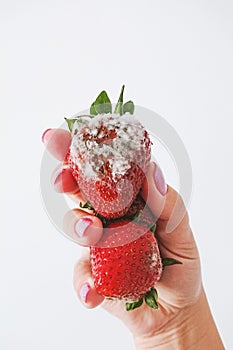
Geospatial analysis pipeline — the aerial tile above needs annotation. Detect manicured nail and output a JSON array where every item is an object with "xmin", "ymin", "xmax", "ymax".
[
  {"xmin": 42, "ymin": 128, "xmax": 52, "ymax": 143},
  {"xmin": 42, "ymin": 128, "xmax": 56, "ymax": 145},
  {"xmin": 51, "ymin": 167, "xmax": 63, "ymax": 186},
  {"xmin": 75, "ymin": 218, "xmax": 92, "ymax": 238},
  {"xmin": 80, "ymin": 283, "xmax": 91, "ymax": 303},
  {"xmin": 154, "ymin": 164, "xmax": 167, "ymax": 196}
]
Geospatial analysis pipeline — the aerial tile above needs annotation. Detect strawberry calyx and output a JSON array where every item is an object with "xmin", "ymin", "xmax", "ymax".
[
  {"xmin": 65, "ymin": 115, "xmax": 94, "ymax": 132},
  {"xmin": 126, "ymin": 298, "xmax": 143, "ymax": 311},
  {"xmin": 114, "ymin": 85, "xmax": 125, "ymax": 115},
  {"xmin": 145, "ymin": 287, "xmax": 159, "ymax": 309},
  {"xmin": 79, "ymin": 201, "xmax": 109, "ymax": 226},
  {"xmin": 148, "ymin": 223, "xmax": 156, "ymax": 234},
  {"xmin": 79, "ymin": 200, "xmax": 95, "ymax": 211},
  {"xmin": 65, "ymin": 85, "xmax": 135, "ymax": 132},
  {"xmin": 126, "ymin": 287, "xmax": 158, "ymax": 311}
]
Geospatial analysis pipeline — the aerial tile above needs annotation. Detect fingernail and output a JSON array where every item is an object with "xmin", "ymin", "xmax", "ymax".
[
  {"xmin": 51, "ymin": 167, "xmax": 63, "ymax": 186},
  {"xmin": 80, "ymin": 283, "xmax": 91, "ymax": 303},
  {"xmin": 51, "ymin": 167, "xmax": 65, "ymax": 193},
  {"xmin": 42, "ymin": 128, "xmax": 56, "ymax": 145},
  {"xmin": 42, "ymin": 128, "xmax": 51, "ymax": 142},
  {"xmin": 154, "ymin": 164, "xmax": 167, "ymax": 196},
  {"xmin": 75, "ymin": 218, "xmax": 92, "ymax": 238}
]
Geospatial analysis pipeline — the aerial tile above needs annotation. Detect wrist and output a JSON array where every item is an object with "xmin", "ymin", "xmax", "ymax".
[{"xmin": 133, "ymin": 287, "xmax": 224, "ymax": 350}]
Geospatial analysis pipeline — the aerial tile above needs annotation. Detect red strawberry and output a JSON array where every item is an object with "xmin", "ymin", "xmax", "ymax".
[
  {"xmin": 67, "ymin": 113, "xmax": 151, "ymax": 219},
  {"xmin": 90, "ymin": 220, "xmax": 162, "ymax": 304}
]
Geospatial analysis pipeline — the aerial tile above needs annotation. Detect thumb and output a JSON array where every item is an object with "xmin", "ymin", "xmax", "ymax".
[
  {"xmin": 141, "ymin": 163, "xmax": 201, "ymax": 304},
  {"xmin": 140, "ymin": 162, "xmax": 197, "ymax": 262},
  {"xmin": 141, "ymin": 162, "xmax": 189, "ymax": 234}
]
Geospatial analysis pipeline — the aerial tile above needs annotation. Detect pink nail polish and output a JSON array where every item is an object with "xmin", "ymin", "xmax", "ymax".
[
  {"xmin": 75, "ymin": 218, "xmax": 92, "ymax": 237},
  {"xmin": 51, "ymin": 167, "xmax": 63, "ymax": 186},
  {"xmin": 80, "ymin": 283, "xmax": 90, "ymax": 303},
  {"xmin": 41, "ymin": 128, "xmax": 52, "ymax": 143},
  {"xmin": 154, "ymin": 164, "xmax": 167, "ymax": 196}
]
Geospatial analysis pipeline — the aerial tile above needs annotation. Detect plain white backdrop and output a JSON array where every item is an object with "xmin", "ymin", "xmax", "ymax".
[{"xmin": 0, "ymin": 0, "xmax": 233, "ymax": 349}]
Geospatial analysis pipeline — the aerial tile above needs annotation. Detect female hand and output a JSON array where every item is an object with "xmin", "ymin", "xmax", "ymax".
[{"xmin": 42, "ymin": 128, "xmax": 224, "ymax": 349}]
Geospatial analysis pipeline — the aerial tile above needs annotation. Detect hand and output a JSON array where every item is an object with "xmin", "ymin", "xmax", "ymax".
[{"xmin": 42, "ymin": 128, "xmax": 224, "ymax": 349}]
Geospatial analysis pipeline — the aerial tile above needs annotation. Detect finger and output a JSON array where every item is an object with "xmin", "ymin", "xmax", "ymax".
[
  {"xmin": 51, "ymin": 165, "xmax": 91, "ymax": 208},
  {"xmin": 51, "ymin": 164, "xmax": 79, "ymax": 193},
  {"xmin": 63, "ymin": 209, "xmax": 103, "ymax": 246},
  {"xmin": 42, "ymin": 128, "xmax": 71, "ymax": 161},
  {"xmin": 73, "ymin": 250, "xmax": 104, "ymax": 309},
  {"xmin": 141, "ymin": 162, "xmax": 199, "ymax": 290},
  {"xmin": 141, "ymin": 162, "xmax": 197, "ymax": 261}
]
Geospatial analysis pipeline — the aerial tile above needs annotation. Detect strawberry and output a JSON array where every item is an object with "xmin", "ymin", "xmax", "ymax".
[
  {"xmin": 65, "ymin": 86, "xmax": 151, "ymax": 219},
  {"xmin": 90, "ymin": 220, "xmax": 163, "ymax": 305},
  {"xmin": 90, "ymin": 218, "xmax": 182, "ymax": 310}
]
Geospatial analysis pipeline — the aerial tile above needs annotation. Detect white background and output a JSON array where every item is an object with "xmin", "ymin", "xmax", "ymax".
[{"xmin": 1, "ymin": 0, "xmax": 233, "ymax": 349}]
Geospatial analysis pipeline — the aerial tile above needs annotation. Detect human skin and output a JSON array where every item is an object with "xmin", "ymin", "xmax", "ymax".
[{"xmin": 42, "ymin": 128, "xmax": 224, "ymax": 349}]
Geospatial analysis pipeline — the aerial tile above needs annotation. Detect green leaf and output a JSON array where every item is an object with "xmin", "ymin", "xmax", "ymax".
[
  {"xmin": 79, "ymin": 201, "xmax": 95, "ymax": 211},
  {"xmin": 132, "ymin": 212, "xmax": 140, "ymax": 223},
  {"xmin": 95, "ymin": 213, "xmax": 108, "ymax": 226},
  {"xmin": 162, "ymin": 258, "xmax": 182, "ymax": 269},
  {"xmin": 123, "ymin": 100, "xmax": 134, "ymax": 114},
  {"xmin": 148, "ymin": 223, "xmax": 156, "ymax": 234},
  {"xmin": 90, "ymin": 102, "xmax": 98, "ymax": 116},
  {"xmin": 64, "ymin": 118, "xmax": 77, "ymax": 132},
  {"xmin": 145, "ymin": 288, "xmax": 159, "ymax": 309},
  {"xmin": 65, "ymin": 115, "xmax": 94, "ymax": 132},
  {"xmin": 90, "ymin": 90, "xmax": 112, "ymax": 115},
  {"xmin": 114, "ymin": 85, "xmax": 125, "ymax": 115},
  {"xmin": 79, "ymin": 201, "xmax": 109, "ymax": 226},
  {"xmin": 126, "ymin": 298, "xmax": 143, "ymax": 311}
]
